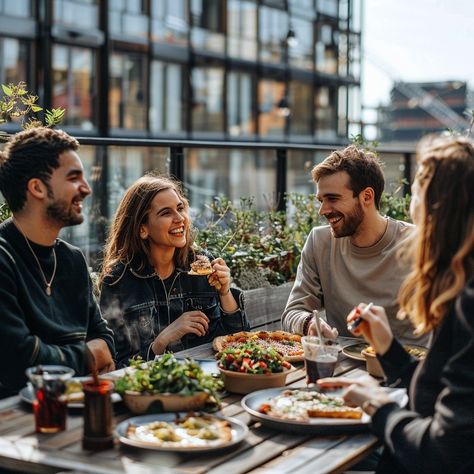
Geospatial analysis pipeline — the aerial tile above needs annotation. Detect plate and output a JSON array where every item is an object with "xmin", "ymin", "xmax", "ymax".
[
  {"xmin": 20, "ymin": 380, "xmax": 122, "ymax": 409},
  {"xmin": 116, "ymin": 413, "xmax": 248, "ymax": 452},
  {"xmin": 241, "ymin": 386, "xmax": 407, "ymax": 434},
  {"xmin": 342, "ymin": 342, "xmax": 369, "ymax": 361},
  {"xmin": 173, "ymin": 357, "xmax": 219, "ymax": 375}
]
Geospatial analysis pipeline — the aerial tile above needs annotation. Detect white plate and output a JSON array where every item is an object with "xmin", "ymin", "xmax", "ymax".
[
  {"xmin": 241, "ymin": 386, "xmax": 407, "ymax": 434},
  {"xmin": 20, "ymin": 379, "xmax": 122, "ymax": 409},
  {"xmin": 116, "ymin": 413, "xmax": 248, "ymax": 452}
]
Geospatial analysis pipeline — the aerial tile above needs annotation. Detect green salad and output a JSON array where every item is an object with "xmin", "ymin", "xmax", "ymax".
[
  {"xmin": 219, "ymin": 342, "xmax": 292, "ymax": 374},
  {"xmin": 114, "ymin": 354, "xmax": 223, "ymax": 400}
]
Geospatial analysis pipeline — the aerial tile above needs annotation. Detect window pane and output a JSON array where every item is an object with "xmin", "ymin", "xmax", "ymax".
[
  {"xmin": 227, "ymin": 0, "xmax": 257, "ymax": 60},
  {"xmin": 1, "ymin": 0, "xmax": 31, "ymax": 17},
  {"xmin": 191, "ymin": 66, "xmax": 224, "ymax": 134},
  {"xmin": 52, "ymin": 45, "xmax": 96, "ymax": 130},
  {"xmin": 150, "ymin": 61, "xmax": 186, "ymax": 134},
  {"xmin": 259, "ymin": 6, "xmax": 287, "ymax": 63},
  {"xmin": 184, "ymin": 149, "xmax": 276, "ymax": 214},
  {"xmin": 54, "ymin": 0, "xmax": 98, "ymax": 30},
  {"xmin": 315, "ymin": 21, "xmax": 338, "ymax": 74},
  {"xmin": 227, "ymin": 71, "xmax": 255, "ymax": 137},
  {"xmin": 258, "ymin": 79, "xmax": 286, "ymax": 139},
  {"xmin": 318, "ymin": 0, "xmax": 338, "ymax": 17},
  {"xmin": 314, "ymin": 86, "xmax": 337, "ymax": 140},
  {"xmin": 0, "ymin": 38, "xmax": 28, "ymax": 85},
  {"xmin": 151, "ymin": 0, "xmax": 188, "ymax": 46},
  {"xmin": 289, "ymin": 81, "xmax": 312, "ymax": 138},
  {"xmin": 109, "ymin": 53, "xmax": 147, "ymax": 130},
  {"xmin": 191, "ymin": 0, "xmax": 225, "ymax": 53},
  {"xmin": 288, "ymin": 17, "xmax": 313, "ymax": 70},
  {"xmin": 109, "ymin": 2, "xmax": 148, "ymax": 41}
]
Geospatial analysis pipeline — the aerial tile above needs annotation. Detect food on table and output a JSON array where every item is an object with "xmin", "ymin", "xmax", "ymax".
[
  {"xmin": 218, "ymin": 342, "xmax": 292, "ymax": 374},
  {"xmin": 64, "ymin": 379, "xmax": 85, "ymax": 403},
  {"xmin": 213, "ymin": 330, "xmax": 304, "ymax": 361},
  {"xmin": 114, "ymin": 354, "xmax": 223, "ymax": 403},
  {"xmin": 258, "ymin": 389, "xmax": 363, "ymax": 421},
  {"xmin": 189, "ymin": 255, "xmax": 214, "ymax": 276},
  {"xmin": 364, "ymin": 345, "xmax": 427, "ymax": 360},
  {"xmin": 126, "ymin": 414, "xmax": 232, "ymax": 447}
]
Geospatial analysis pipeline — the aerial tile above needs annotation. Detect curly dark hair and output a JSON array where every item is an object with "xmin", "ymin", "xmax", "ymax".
[
  {"xmin": 0, "ymin": 127, "xmax": 79, "ymax": 212},
  {"xmin": 311, "ymin": 145, "xmax": 385, "ymax": 209}
]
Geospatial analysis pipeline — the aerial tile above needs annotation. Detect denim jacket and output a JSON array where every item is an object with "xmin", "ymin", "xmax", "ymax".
[{"xmin": 99, "ymin": 260, "xmax": 249, "ymax": 367}]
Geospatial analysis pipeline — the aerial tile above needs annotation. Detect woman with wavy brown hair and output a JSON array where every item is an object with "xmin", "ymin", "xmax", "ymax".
[
  {"xmin": 99, "ymin": 174, "xmax": 248, "ymax": 367},
  {"xmin": 319, "ymin": 136, "xmax": 474, "ymax": 473}
]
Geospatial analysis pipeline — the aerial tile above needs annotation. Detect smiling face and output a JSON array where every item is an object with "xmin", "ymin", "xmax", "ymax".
[
  {"xmin": 44, "ymin": 149, "xmax": 91, "ymax": 227},
  {"xmin": 140, "ymin": 188, "xmax": 190, "ymax": 251},
  {"xmin": 316, "ymin": 171, "xmax": 365, "ymax": 238}
]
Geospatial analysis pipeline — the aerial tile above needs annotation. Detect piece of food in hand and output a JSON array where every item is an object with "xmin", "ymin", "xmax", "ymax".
[{"xmin": 189, "ymin": 255, "xmax": 214, "ymax": 276}]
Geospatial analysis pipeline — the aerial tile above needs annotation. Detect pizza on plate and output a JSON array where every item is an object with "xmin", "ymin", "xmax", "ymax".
[
  {"xmin": 126, "ymin": 414, "xmax": 232, "ymax": 448},
  {"xmin": 213, "ymin": 331, "xmax": 304, "ymax": 362},
  {"xmin": 258, "ymin": 389, "xmax": 363, "ymax": 421}
]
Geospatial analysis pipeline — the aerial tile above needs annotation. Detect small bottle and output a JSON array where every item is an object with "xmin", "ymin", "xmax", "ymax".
[{"xmin": 82, "ymin": 380, "xmax": 114, "ymax": 451}]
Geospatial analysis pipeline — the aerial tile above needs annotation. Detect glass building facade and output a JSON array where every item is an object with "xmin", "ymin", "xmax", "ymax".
[{"xmin": 0, "ymin": 0, "xmax": 367, "ymax": 264}]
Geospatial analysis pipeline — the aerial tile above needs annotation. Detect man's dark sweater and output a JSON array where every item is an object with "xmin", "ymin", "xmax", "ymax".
[{"xmin": 0, "ymin": 219, "xmax": 114, "ymax": 397}]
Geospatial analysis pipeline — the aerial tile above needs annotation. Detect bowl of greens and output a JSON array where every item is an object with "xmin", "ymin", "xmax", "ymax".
[{"xmin": 115, "ymin": 354, "xmax": 223, "ymax": 414}]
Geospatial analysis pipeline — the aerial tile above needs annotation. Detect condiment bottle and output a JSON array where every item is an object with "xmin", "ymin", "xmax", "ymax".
[{"xmin": 82, "ymin": 380, "xmax": 114, "ymax": 451}]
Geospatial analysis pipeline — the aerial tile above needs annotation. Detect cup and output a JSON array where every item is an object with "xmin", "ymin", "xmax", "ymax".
[
  {"xmin": 25, "ymin": 365, "xmax": 74, "ymax": 433},
  {"xmin": 301, "ymin": 336, "xmax": 339, "ymax": 384},
  {"xmin": 82, "ymin": 379, "xmax": 114, "ymax": 451}
]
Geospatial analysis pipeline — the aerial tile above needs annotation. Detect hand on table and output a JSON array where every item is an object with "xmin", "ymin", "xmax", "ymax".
[
  {"xmin": 347, "ymin": 303, "xmax": 393, "ymax": 356},
  {"xmin": 317, "ymin": 374, "xmax": 393, "ymax": 415}
]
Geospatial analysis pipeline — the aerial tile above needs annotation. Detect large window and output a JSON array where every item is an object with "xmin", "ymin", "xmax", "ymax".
[
  {"xmin": 288, "ymin": 17, "xmax": 313, "ymax": 70},
  {"xmin": 315, "ymin": 21, "xmax": 338, "ymax": 74},
  {"xmin": 52, "ymin": 45, "xmax": 95, "ymax": 130},
  {"xmin": 54, "ymin": 0, "xmax": 98, "ymax": 30},
  {"xmin": 109, "ymin": 53, "xmax": 147, "ymax": 131},
  {"xmin": 191, "ymin": 0, "xmax": 225, "ymax": 54},
  {"xmin": 289, "ymin": 80, "xmax": 312, "ymax": 139},
  {"xmin": 259, "ymin": 6, "xmax": 288, "ymax": 64},
  {"xmin": 150, "ymin": 61, "xmax": 186, "ymax": 135},
  {"xmin": 191, "ymin": 66, "xmax": 224, "ymax": 135},
  {"xmin": 227, "ymin": 71, "xmax": 255, "ymax": 137},
  {"xmin": 227, "ymin": 0, "xmax": 257, "ymax": 61},
  {"xmin": 314, "ymin": 85, "xmax": 337, "ymax": 140},
  {"xmin": 0, "ymin": 38, "xmax": 28, "ymax": 85},
  {"xmin": 109, "ymin": 0, "xmax": 148, "ymax": 42},
  {"xmin": 258, "ymin": 79, "xmax": 286, "ymax": 139},
  {"xmin": 151, "ymin": 0, "xmax": 188, "ymax": 47}
]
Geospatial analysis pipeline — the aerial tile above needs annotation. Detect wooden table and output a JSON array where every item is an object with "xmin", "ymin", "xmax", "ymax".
[{"xmin": 0, "ymin": 337, "xmax": 379, "ymax": 474}]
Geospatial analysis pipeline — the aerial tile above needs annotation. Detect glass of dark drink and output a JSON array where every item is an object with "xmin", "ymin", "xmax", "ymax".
[
  {"xmin": 25, "ymin": 365, "xmax": 74, "ymax": 433},
  {"xmin": 301, "ymin": 336, "xmax": 339, "ymax": 384}
]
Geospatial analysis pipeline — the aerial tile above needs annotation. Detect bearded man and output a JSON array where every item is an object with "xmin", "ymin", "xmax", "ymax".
[
  {"xmin": 282, "ymin": 145, "xmax": 428, "ymax": 345},
  {"xmin": 0, "ymin": 127, "xmax": 115, "ymax": 398}
]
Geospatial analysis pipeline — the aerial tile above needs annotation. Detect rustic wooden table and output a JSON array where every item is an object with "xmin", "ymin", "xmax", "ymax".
[{"xmin": 0, "ymin": 337, "xmax": 379, "ymax": 474}]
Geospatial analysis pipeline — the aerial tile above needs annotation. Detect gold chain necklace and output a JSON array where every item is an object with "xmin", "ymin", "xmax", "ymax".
[{"xmin": 14, "ymin": 220, "xmax": 57, "ymax": 296}]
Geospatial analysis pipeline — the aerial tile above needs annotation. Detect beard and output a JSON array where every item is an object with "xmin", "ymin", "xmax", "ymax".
[
  {"xmin": 46, "ymin": 197, "xmax": 85, "ymax": 227},
  {"xmin": 329, "ymin": 201, "xmax": 364, "ymax": 238}
]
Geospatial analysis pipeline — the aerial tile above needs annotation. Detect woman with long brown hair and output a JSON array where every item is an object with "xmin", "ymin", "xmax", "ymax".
[
  {"xmin": 319, "ymin": 136, "xmax": 474, "ymax": 473},
  {"xmin": 99, "ymin": 174, "xmax": 248, "ymax": 367}
]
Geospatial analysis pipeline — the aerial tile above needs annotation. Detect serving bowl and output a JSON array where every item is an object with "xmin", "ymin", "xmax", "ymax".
[
  {"xmin": 122, "ymin": 391, "xmax": 209, "ymax": 414},
  {"xmin": 218, "ymin": 366, "xmax": 294, "ymax": 394},
  {"xmin": 361, "ymin": 348, "xmax": 385, "ymax": 378}
]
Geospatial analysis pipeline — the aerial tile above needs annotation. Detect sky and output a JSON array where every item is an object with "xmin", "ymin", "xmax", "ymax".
[{"xmin": 362, "ymin": 0, "xmax": 473, "ymax": 108}]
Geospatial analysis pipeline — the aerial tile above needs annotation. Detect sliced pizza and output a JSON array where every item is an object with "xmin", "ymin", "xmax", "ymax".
[{"xmin": 213, "ymin": 330, "xmax": 304, "ymax": 362}]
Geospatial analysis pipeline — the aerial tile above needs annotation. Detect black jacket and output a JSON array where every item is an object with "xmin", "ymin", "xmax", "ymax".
[
  {"xmin": 371, "ymin": 278, "xmax": 474, "ymax": 474},
  {"xmin": 0, "ymin": 219, "xmax": 115, "ymax": 397},
  {"xmin": 100, "ymin": 259, "xmax": 249, "ymax": 367}
]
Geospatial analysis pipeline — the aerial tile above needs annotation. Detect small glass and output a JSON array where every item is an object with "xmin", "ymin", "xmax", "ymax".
[
  {"xmin": 25, "ymin": 365, "xmax": 74, "ymax": 433},
  {"xmin": 301, "ymin": 336, "xmax": 340, "ymax": 384},
  {"xmin": 82, "ymin": 379, "xmax": 114, "ymax": 451}
]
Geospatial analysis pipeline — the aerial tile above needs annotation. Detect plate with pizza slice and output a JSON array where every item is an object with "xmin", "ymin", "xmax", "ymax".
[
  {"xmin": 241, "ymin": 386, "xmax": 407, "ymax": 434},
  {"xmin": 213, "ymin": 330, "xmax": 304, "ymax": 362}
]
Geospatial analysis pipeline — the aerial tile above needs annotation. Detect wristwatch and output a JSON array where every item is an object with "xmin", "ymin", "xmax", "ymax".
[{"xmin": 361, "ymin": 398, "xmax": 385, "ymax": 416}]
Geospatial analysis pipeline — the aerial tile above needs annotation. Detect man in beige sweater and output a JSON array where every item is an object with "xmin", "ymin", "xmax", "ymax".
[{"xmin": 282, "ymin": 145, "xmax": 428, "ymax": 345}]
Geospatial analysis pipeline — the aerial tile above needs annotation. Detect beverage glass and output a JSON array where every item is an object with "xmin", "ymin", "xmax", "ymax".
[
  {"xmin": 301, "ymin": 336, "xmax": 339, "ymax": 384},
  {"xmin": 25, "ymin": 365, "xmax": 74, "ymax": 433}
]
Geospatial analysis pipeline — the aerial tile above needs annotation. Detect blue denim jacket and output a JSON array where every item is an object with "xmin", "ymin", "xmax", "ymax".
[{"xmin": 99, "ymin": 261, "xmax": 249, "ymax": 367}]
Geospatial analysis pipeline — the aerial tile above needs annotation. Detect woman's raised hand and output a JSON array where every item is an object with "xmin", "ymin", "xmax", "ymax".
[{"xmin": 347, "ymin": 303, "xmax": 394, "ymax": 356}]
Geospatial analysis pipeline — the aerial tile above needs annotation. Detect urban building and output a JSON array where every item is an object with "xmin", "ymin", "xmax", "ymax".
[{"xmin": 0, "ymin": 0, "xmax": 365, "ymax": 260}]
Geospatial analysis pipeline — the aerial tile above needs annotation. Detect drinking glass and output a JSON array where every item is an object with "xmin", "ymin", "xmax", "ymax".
[
  {"xmin": 25, "ymin": 365, "xmax": 74, "ymax": 433},
  {"xmin": 301, "ymin": 336, "xmax": 339, "ymax": 384}
]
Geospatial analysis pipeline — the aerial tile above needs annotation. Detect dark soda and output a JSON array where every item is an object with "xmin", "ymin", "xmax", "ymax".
[
  {"xmin": 33, "ymin": 384, "xmax": 68, "ymax": 433},
  {"xmin": 305, "ymin": 354, "xmax": 338, "ymax": 383}
]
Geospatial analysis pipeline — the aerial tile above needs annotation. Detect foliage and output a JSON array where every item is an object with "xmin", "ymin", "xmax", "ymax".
[{"xmin": 0, "ymin": 202, "xmax": 12, "ymax": 223}]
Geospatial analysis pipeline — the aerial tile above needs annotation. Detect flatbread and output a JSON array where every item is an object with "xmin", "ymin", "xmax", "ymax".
[{"xmin": 213, "ymin": 330, "xmax": 304, "ymax": 362}]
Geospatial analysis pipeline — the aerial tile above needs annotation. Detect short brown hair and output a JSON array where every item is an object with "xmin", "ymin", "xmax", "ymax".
[{"xmin": 311, "ymin": 145, "xmax": 385, "ymax": 209}]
